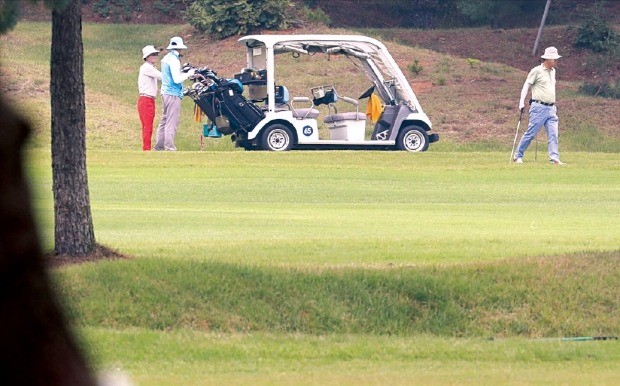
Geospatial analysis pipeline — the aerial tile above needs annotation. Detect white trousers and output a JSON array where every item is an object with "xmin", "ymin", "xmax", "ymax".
[{"xmin": 154, "ymin": 94, "xmax": 181, "ymax": 151}]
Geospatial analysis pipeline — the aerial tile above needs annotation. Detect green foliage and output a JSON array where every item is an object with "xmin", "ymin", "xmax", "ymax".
[
  {"xmin": 297, "ymin": 0, "xmax": 616, "ymax": 29},
  {"xmin": 83, "ymin": 0, "xmax": 189, "ymax": 20},
  {"xmin": 153, "ymin": 0, "xmax": 187, "ymax": 17},
  {"xmin": 465, "ymin": 57, "xmax": 479, "ymax": 69},
  {"xmin": 88, "ymin": 0, "xmax": 148, "ymax": 21},
  {"xmin": 303, "ymin": 5, "xmax": 330, "ymax": 26},
  {"xmin": 184, "ymin": 0, "xmax": 292, "ymax": 39},
  {"xmin": 300, "ymin": 0, "xmax": 318, "ymax": 7},
  {"xmin": 407, "ymin": 59, "xmax": 423, "ymax": 76},
  {"xmin": 436, "ymin": 58, "xmax": 453, "ymax": 73},
  {"xmin": 90, "ymin": 0, "xmax": 141, "ymax": 19},
  {"xmin": 478, "ymin": 62, "xmax": 507, "ymax": 76},
  {"xmin": 578, "ymin": 80, "xmax": 620, "ymax": 99},
  {"xmin": 0, "ymin": 0, "xmax": 20, "ymax": 34},
  {"xmin": 574, "ymin": 7, "xmax": 618, "ymax": 53},
  {"xmin": 0, "ymin": 0, "xmax": 69, "ymax": 34},
  {"xmin": 574, "ymin": 6, "xmax": 619, "ymax": 100},
  {"xmin": 455, "ymin": 0, "xmax": 543, "ymax": 28},
  {"xmin": 92, "ymin": 0, "xmax": 110, "ymax": 18}
]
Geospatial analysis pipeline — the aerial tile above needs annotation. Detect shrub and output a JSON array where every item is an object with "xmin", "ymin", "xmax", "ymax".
[
  {"xmin": 304, "ymin": 6, "xmax": 331, "ymax": 26},
  {"xmin": 153, "ymin": 0, "xmax": 188, "ymax": 17},
  {"xmin": 465, "ymin": 58, "xmax": 479, "ymax": 69},
  {"xmin": 574, "ymin": 4, "xmax": 618, "ymax": 53},
  {"xmin": 92, "ymin": 0, "xmax": 112, "ymax": 18},
  {"xmin": 436, "ymin": 58, "xmax": 453, "ymax": 73},
  {"xmin": 90, "ymin": 0, "xmax": 142, "ymax": 19},
  {"xmin": 407, "ymin": 59, "xmax": 423, "ymax": 76},
  {"xmin": 578, "ymin": 80, "xmax": 620, "ymax": 99},
  {"xmin": 455, "ymin": 0, "xmax": 544, "ymax": 28},
  {"xmin": 184, "ymin": 0, "xmax": 292, "ymax": 40}
]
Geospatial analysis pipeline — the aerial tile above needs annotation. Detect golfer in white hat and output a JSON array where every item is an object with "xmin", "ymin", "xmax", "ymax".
[
  {"xmin": 138, "ymin": 45, "xmax": 162, "ymax": 151},
  {"xmin": 514, "ymin": 46, "xmax": 563, "ymax": 165},
  {"xmin": 154, "ymin": 36, "xmax": 195, "ymax": 151}
]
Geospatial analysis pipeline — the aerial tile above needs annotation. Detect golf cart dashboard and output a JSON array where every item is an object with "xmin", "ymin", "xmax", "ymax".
[
  {"xmin": 311, "ymin": 85, "xmax": 338, "ymax": 106},
  {"xmin": 234, "ymin": 68, "xmax": 267, "ymax": 85}
]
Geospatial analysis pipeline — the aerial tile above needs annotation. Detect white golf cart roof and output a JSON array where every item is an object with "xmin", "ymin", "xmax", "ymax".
[{"xmin": 238, "ymin": 34, "xmax": 425, "ymax": 113}]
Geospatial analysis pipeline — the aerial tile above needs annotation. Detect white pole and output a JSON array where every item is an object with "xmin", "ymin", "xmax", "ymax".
[{"xmin": 533, "ymin": 0, "xmax": 552, "ymax": 56}]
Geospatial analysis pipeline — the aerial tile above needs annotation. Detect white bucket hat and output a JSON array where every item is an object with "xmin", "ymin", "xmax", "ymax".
[
  {"xmin": 167, "ymin": 36, "xmax": 188, "ymax": 50},
  {"xmin": 541, "ymin": 46, "xmax": 561, "ymax": 60},
  {"xmin": 141, "ymin": 45, "xmax": 160, "ymax": 59}
]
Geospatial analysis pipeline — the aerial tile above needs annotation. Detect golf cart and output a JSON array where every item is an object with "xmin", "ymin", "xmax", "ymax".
[{"xmin": 185, "ymin": 34, "xmax": 438, "ymax": 151}]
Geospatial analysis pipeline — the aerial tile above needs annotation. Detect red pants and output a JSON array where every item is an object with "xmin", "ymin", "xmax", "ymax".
[{"xmin": 137, "ymin": 96, "xmax": 156, "ymax": 151}]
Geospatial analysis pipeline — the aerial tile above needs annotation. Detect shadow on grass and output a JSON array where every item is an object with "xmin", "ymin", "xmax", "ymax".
[{"xmin": 53, "ymin": 250, "xmax": 620, "ymax": 339}]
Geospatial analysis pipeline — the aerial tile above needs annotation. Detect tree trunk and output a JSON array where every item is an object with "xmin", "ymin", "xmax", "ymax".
[
  {"xmin": 532, "ymin": 0, "xmax": 552, "ymax": 56},
  {"xmin": 50, "ymin": 0, "xmax": 95, "ymax": 256}
]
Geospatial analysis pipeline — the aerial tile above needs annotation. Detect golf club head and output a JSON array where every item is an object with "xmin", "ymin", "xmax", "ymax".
[{"xmin": 181, "ymin": 63, "xmax": 194, "ymax": 73}]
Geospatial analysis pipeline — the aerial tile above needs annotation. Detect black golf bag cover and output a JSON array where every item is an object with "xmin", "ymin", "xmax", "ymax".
[{"xmin": 194, "ymin": 80, "xmax": 264, "ymax": 135}]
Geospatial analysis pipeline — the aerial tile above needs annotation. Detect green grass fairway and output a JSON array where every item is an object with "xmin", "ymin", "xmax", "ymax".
[
  {"xmin": 29, "ymin": 150, "xmax": 619, "ymax": 266},
  {"xmin": 24, "ymin": 150, "xmax": 619, "ymax": 385},
  {"xmin": 84, "ymin": 328, "xmax": 619, "ymax": 386}
]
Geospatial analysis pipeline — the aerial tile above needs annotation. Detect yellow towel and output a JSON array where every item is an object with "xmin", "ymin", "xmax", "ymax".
[
  {"xmin": 366, "ymin": 93, "xmax": 383, "ymax": 123},
  {"xmin": 193, "ymin": 104, "xmax": 202, "ymax": 123}
]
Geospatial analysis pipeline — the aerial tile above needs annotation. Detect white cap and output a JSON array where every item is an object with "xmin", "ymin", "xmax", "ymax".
[
  {"xmin": 541, "ymin": 46, "xmax": 561, "ymax": 60},
  {"xmin": 141, "ymin": 45, "xmax": 160, "ymax": 59},
  {"xmin": 167, "ymin": 36, "xmax": 188, "ymax": 50}
]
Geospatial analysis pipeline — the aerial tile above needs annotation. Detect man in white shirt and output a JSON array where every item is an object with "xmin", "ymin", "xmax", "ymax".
[
  {"xmin": 137, "ymin": 45, "xmax": 162, "ymax": 151},
  {"xmin": 154, "ymin": 36, "xmax": 195, "ymax": 151},
  {"xmin": 514, "ymin": 46, "xmax": 563, "ymax": 165}
]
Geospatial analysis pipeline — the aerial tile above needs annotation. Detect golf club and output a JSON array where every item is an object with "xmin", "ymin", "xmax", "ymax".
[
  {"xmin": 535, "ymin": 132, "xmax": 539, "ymax": 161},
  {"xmin": 535, "ymin": 336, "xmax": 619, "ymax": 342},
  {"xmin": 510, "ymin": 109, "xmax": 524, "ymax": 163}
]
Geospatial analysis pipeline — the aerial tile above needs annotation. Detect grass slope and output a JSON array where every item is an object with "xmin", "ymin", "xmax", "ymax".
[{"xmin": 58, "ymin": 251, "xmax": 618, "ymax": 337}]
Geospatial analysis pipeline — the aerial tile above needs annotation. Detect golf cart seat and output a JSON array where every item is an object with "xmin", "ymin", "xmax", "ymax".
[
  {"xmin": 290, "ymin": 96, "xmax": 320, "ymax": 119},
  {"xmin": 322, "ymin": 95, "xmax": 366, "ymax": 141},
  {"xmin": 323, "ymin": 111, "xmax": 366, "ymax": 124}
]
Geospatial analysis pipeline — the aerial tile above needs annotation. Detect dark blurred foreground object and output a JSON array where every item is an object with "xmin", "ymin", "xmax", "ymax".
[{"xmin": 0, "ymin": 95, "xmax": 97, "ymax": 386}]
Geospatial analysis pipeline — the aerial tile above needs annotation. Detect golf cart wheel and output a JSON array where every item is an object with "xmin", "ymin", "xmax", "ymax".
[
  {"xmin": 396, "ymin": 125, "xmax": 429, "ymax": 152},
  {"xmin": 261, "ymin": 124, "xmax": 294, "ymax": 151}
]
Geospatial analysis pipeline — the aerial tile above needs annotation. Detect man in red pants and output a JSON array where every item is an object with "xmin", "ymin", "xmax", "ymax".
[{"xmin": 137, "ymin": 45, "xmax": 162, "ymax": 151}]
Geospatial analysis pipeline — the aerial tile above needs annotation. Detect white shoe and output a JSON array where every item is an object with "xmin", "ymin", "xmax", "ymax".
[
  {"xmin": 550, "ymin": 159, "xmax": 564, "ymax": 165},
  {"xmin": 514, "ymin": 157, "xmax": 523, "ymax": 164}
]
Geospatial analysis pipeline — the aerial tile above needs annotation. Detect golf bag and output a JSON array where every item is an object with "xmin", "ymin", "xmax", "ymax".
[{"xmin": 185, "ymin": 67, "xmax": 265, "ymax": 135}]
